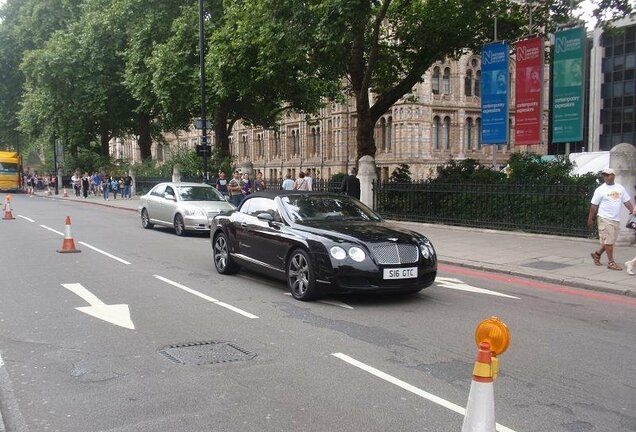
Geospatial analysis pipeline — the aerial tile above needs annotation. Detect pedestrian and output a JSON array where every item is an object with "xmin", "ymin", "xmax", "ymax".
[
  {"xmin": 102, "ymin": 175, "xmax": 111, "ymax": 200},
  {"xmin": 92, "ymin": 172, "xmax": 101, "ymax": 196},
  {"xmin": 71, "ymin": 172, "xmax": 81, "ymax": 197},
  {"xmin": 587, "ymin": 168, "xmax": 634, "ymax": 271},
  {"xmin": 123, "ymin": 173, "xmax": 133, "ymax": 199},
  {"xmin": 215, "ymin": 171, "xmax": 228, "ymax": 196},
  {"xmin": 254, "ymin": 171, "xmax": 266, "ymax": 191},
  {"xmin": 227, "ymin": 170, "xmax": 243, "ymax": 207},
  {"xmin": 281, "ymin": 173, "xmax": 294, "ymax": 190},
  {"xmin": 294, "ymin": 171, "xmax": 309, "ymax": 191},
  {"xmin": 81, "ymin": 172, "xmax": 90, "ymax": 199},
  {"xmin": 305, "ymin": 168, "xmax": 313, "ymax": 191},
  {"xmin": 241, "ymin": 172, "xmax": 252, "ymax": 197},
  {"xmin": 111, "ymin": 177, "xmax": 120, "ymax": 199},
  {"xmin": 341, "ymin": 167, "xmax": 361, "ymax": 199}
]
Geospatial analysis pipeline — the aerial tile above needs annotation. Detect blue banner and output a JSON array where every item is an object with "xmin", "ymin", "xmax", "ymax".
[{"xmin": 481, "ymin": 42, "xmax": 509, "ymax": 144}]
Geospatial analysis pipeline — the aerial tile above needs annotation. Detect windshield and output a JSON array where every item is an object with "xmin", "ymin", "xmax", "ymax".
[
  {"xmin": 0, "ymin": 162, "xmax": 18, "ymax": 173},
  {"xmin": 177, "ymin": 186, "xmax": 224, "ymax": 202},
  {"xmin": 281, "ymin": 194, "xmax": 382, "ymax": 223}
]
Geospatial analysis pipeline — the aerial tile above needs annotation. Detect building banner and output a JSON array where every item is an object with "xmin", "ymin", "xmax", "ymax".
[
  {"xmin": 515, "ymin": 36, "xmax": 544, "ymax": 145},
  {"xmin": 552, "ymin": 27, "xmax": 585, "ymax": 143},
  {"xmin": 481, "ymin": 42, "xmax": 509, "ymax": 144}
]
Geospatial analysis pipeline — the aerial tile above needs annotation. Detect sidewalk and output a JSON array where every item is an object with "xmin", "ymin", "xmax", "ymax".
[{"xmin": 36, "ymin": 191, "xmax": 636, "ymax": 297}]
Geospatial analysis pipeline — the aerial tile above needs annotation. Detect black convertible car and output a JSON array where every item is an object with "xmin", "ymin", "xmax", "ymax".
[{"xmin": 210, "ymin": 191, "xmax": 437, "ymax": 301}]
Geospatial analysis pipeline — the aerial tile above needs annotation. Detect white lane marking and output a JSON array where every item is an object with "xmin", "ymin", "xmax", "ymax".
[
  {"xmin": 0, "ymin": 352, "xmax": 4, "ymax": 367},
  {"xmin": 284, "ymin": 292, "xmax": 354, "ymax": 309},
  {"xmin": 40, "ymin": 224, "xmax": 64, "ymax": 236},
  {"xmin": 18, "ymin": 215, "xmax": 35, "ymax": 222},
  {"xmin": 78, "ymin": 241, "xmax": 131, "ymax": 265},
  {"xmin": 436, "ymin": 277, "xmax": 520, "ymax": 299},
  {"xmin": 61, "ymin": 283, "xmax": 135, "ymax": 330},
  {"xmin": 153, "ymin": 275, "xmax": 259, "ymax": 319},
  {"xmin": 332, "ymin": 353, "xmax": 517, "ymax": 432}
]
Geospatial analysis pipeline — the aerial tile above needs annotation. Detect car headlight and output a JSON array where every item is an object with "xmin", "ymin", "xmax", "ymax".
[
  {"xmin": 330, "ymin": 246, "xmax": 347, "ymax": 260},
  {"xmin": 184, "ymin": 208, "xmax": 205, "ymax": 217},
  {"xmin": 420, "ymin": 242, "xmax": 435, "ymax": 259},
  {"xmin": 348, "ymin": 247, "xmax": 365, "ymax": 262}
]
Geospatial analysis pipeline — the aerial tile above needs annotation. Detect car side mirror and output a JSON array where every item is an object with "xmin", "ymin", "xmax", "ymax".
[
  {"xmin": 164, "ymin": 193, "xmax": 176, "ymax": 201},
  {"xmin": 257, "ymin": 212, "xmax": 274, "ymax": 223}
]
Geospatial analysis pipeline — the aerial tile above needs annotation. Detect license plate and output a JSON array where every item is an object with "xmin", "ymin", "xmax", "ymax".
[{"xmin": 383, "ymin": 267, "xmax": 418, "ymax": 279}]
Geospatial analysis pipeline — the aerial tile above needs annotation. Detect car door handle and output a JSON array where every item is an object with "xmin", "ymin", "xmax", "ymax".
[{"xmin": 241, "ymin": 222, "xmax": 248, "ymax": 228}]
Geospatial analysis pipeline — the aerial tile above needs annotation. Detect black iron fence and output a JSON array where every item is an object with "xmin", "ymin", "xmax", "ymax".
[{"xmin": 374, "ymin": 181, "xmax": 597, "ymax": 238}]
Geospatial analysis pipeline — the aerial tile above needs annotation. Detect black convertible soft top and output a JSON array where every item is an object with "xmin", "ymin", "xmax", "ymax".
[{"xmin": 246, "ymin": 190, "xmax": 341, "ymax": 199}]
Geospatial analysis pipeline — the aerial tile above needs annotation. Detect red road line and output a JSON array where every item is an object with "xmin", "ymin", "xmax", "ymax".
[{"xmin": 439, "ymin": 264, "xmax": 636, "ymax": 307}]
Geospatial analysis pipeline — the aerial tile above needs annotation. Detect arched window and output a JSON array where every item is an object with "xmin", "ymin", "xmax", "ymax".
[
  {"xmin": 432, "ymin": 67, "xmax": 440, "ymax": 95},
  {"xmin": 274, "ymin": 131, "xmax": 281, "ymax": 157},
  {"xmin": 292, "ymin": 130, "xmax": 300, "ymax": 155},
  {"xmin": 432, "ymin": 116, "xmax": 440, "ymax": 150},
  {"xmin": 380, "ymin": 118, "xmax": 387, "ymax": 151},
  {"xmin": 464, "ymin": 118, "xmax": 473, "ymax": 150},
  {"xmin": 387, "ymin": 116, "xmax": 393, "ymax": 151},
  {"xmin": 442, "ymin": 116, "xmax": 451, "ymax": 149},
  {"xmin": 465, "ymin": 70, "xmax": 473, "ymax": 96},
  {"xmin": 314, "ymin": 127, "xmax": 320, "ymax": 155},
  {"xmin": 475, "ymin": 71, "xmax": 481, "ymax": 97},
  {"xmin": 242, "ymin": 135, "xmax": 248, "ymax": 158},
  {"xmin": 475, "ymin": 118, "xmax": 482, "ymax": 149},
  {"xmin": 443, "ymin": 68, "xmax": 451, "ymax": 94}
]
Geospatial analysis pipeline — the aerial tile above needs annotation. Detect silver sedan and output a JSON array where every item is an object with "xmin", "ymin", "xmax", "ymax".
[{"xmin": 139, "ymin": 182, "xmax": 235, "ymax": 235}]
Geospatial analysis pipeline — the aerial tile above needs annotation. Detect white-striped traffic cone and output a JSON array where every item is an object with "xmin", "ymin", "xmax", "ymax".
[
  {"xmin": 57, "ymin": 216, "xmax": 81, "ymax": 253},
  {"xmin": 461, "ymin": 341, "xmax": 497, "ymax": 432},
  {"xmin": 2, "ymin": 194, "xmax": 15, "ymax": 220}
]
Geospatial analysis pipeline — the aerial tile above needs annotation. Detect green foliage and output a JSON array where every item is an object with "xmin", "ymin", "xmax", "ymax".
[
  {"xmin": 330, "ymin": 172, "xmax": 346, "ymax": 183},
  {"xmin": 432, "ymin": 159, "xmax": 505, "ymax": 184},
  {"xmin": 389, "ymin": 164, "xmax": 412, "ymax": 183}
]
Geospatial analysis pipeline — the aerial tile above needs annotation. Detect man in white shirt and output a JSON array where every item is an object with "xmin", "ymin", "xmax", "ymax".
[
  {"xmin": 587, "ymin": 168, "xmax": 634, "ymax": 271},
  {"xmin": 281, "ymin": 173, "xmax": 294, "ymax": 190}
]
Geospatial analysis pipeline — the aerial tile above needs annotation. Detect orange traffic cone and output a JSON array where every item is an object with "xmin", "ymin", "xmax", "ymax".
[
  {"xmin": 3, "ymin": 195, "xmax": 15, "ymax": 220},
  {"xmin": 57, "ymin": 216, "xmax": 81, "ymax": 253},
  {"xmin": 63, "ymin": 187, "xmax": 69, "ymax": 198}
]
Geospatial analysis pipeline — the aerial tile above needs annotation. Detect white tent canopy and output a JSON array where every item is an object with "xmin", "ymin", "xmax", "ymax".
[{"xmin": 569, "ymin": 151, "xmax": 609, "ymax": 176}]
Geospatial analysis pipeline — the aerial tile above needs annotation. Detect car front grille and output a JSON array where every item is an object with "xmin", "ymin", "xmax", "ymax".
[{"xmin": 369, "ymin": 242, "xmax": 419, "ymax": 265}]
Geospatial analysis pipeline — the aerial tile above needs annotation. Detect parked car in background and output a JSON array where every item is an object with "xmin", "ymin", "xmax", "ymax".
[
  {"xmin": 210, "ymin": 191, "xmax": 437, "ymax": 300},
  {"xmin": 139, "ymin": 182, "xmax": 235, "ymax": 236}
]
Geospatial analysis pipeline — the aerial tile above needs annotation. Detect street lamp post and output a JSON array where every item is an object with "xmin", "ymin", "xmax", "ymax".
[{"xmin": 198, "ymin": 0, "xmax": 209, "ymax": 181}]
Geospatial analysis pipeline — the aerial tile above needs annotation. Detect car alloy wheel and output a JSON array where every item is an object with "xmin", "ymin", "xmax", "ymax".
[
  {"xmin": 287, "ymin": 249, "xmax": 318, "ymax": 301},
  {"xmin": 141, "ymin": 209, "xmax": 154, "ymax": 229},
  {"xmin": 213, "ymin": 232, "xmax": 239, "ymax": 274},
  {"xmin": 174, "ymin": 214, "xmax": 185, "ymax": 236}
]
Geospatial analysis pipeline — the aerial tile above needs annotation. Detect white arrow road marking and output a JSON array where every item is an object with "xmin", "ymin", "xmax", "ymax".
[
  {"xmin": 153, "ymin": 275, "xmax": 259, "ymax": 319},
  {"xmin": 332, "ymin": 353, "xmax": 517, "ymax": 432},
  {"xmin": 284, "ymin": 292, "xmax": 354, "ymax": 309},
  {"xmin": 61, "ymin": 283, "xmax": 135, "ymax": 329},
  {"xmin": 78, "ymin": 241, "xmax": 131, "ymax": 265},
  {"xmin": 40, "ymin": 224, "xmax": 64, "ymax": 236},
  {"xmin": 435, "ymin": 277, "xmax": 520, "ymax": 299},
  {"xmin": 18, "ymin": 215, "xmax": 35, "ymax": 222}
]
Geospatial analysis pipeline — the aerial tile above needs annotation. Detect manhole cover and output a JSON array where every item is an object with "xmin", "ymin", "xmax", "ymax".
[
  {"xmin": 521, "ymin": 260, "xmax": 572, "ymax": 271},
  {"xmin": 158, "ymin": 341, "xmax": 256, "ymax": 365}
]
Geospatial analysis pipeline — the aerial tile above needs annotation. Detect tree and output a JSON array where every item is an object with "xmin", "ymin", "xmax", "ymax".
[
  {"xmin": 303, "ymin": 0, "xmax": 632, "ymax": 162},
  {"xmin": 151, "ymin": 0, "xmax": 340, "ymax": 161}
]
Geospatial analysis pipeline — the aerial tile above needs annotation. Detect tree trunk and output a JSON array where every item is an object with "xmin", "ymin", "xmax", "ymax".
[
  {"xmin": 137, "ymin": 113, "xmax": 152, "ymax": 161},
  {"xmin": 213, "ymin": 103, "xmax": 231, "ymax": 161},
  {"xmin": 100, "ymin": 133, "xmax": 110, "ymax": 157}
]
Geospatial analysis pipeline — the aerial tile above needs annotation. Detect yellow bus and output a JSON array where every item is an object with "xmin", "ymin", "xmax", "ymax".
[{"xmin": 0, "ymin": 151, "xmax": 22, "ymax": 191}]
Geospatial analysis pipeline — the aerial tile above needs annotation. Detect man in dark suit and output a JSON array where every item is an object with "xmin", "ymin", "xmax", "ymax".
[{"xmin": 341, "ymin": 167, "xmax": 361, "ymax": 199}]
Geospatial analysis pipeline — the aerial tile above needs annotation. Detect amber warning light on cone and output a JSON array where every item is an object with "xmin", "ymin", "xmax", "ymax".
[{"xmin": 475, "ymin": 316, "xmax": 510, "ymax": 355}]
